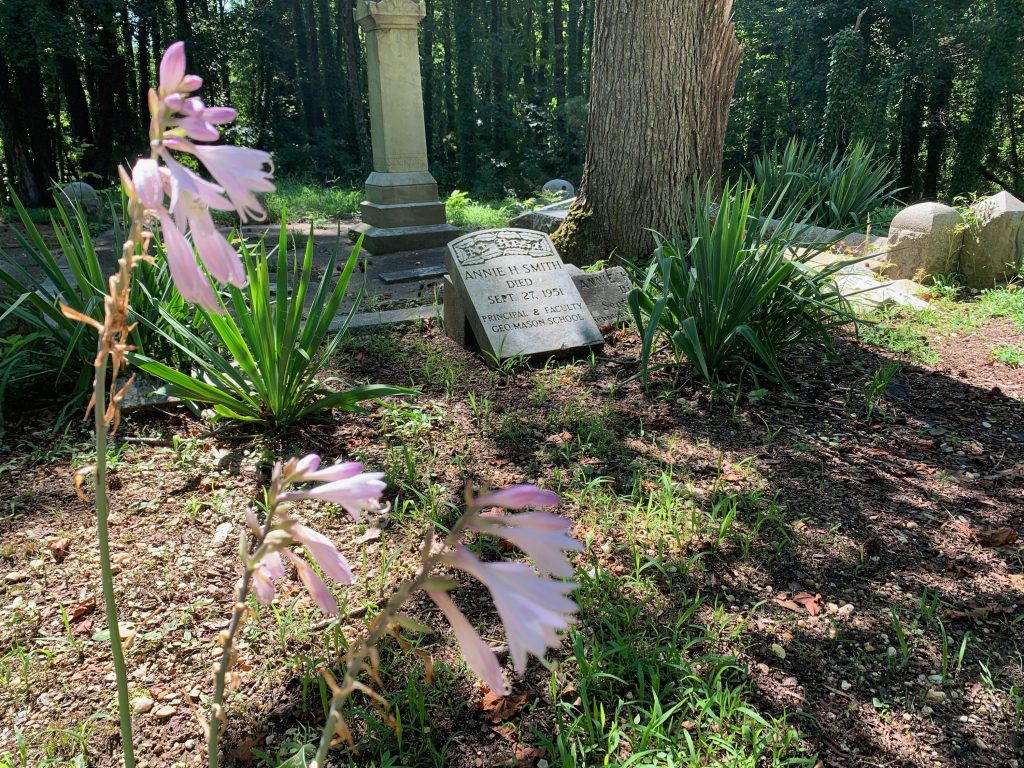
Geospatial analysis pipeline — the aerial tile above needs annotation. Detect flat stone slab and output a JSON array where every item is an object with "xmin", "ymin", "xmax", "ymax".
[
  {"xmin": 834, "ymin": 274, "xmax": 929, "ymax": 311},
  {"xmin": 330, "ymin": 304, "xmax": 439, "ymax": 332},
  {"xmin": 378, "ymin": 264, "xmax": 448, "ymax": 284},
  {"xmin": 508, "ymin": 198, "xmax": 575, "ymax": 234},
  {"xmin": 444, "ymin": 228, "xmax": 603, "ymax": 360}
]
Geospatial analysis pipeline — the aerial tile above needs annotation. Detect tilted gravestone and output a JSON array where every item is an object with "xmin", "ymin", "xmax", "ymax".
[{"xmin": 443, "ymin": 229, "xmax": 603, "ymax": 360}]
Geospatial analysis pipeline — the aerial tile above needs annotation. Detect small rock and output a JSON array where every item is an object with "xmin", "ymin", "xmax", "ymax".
[
  {"xmin": 921, "ymin": 705, "xmax": 933, "ymax": 716},
  {"xmin": 840, "ymin": 680, "xmax": 852, "ymax": 691},
  {"xmin": 927, "ymin": 674, "xmax": 944, "ymax": 684},
  {"xmin": 4, "ymin": 571, "xmax": 29, "ymax": 583},
  {"xmin": 153, "ymin": 705, "xmax": 176, "ymax": 719},
  {"xmin": 132, "ymin": 697, "xmax": 154, "ymax": 715},
  {"xmin": 837, "ymin": 603, "xmax": 855, "ymax": 619},
  {"xmin": 926, "ymin": 689, "xmax": 947, "ymax": 704},
  {"xmin": 212, "ymin": 522, "xmax": 233, "ymax": 547}
]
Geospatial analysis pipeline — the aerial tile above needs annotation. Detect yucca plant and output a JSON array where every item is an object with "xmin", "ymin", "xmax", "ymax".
[
  {"xmin": 0, "ymin": 188, "xmax": 191, "ymax": 414},
  {"xmin": 132, "ymin": 219, "xmax": 407, "ymax": 426},
  {"xmin": 629, "ymin": 178, "xmax": 861, "ymax": 391},
  {"xmin": 749, "ymin": 138, "xmax": 900, "ymax": 229}
]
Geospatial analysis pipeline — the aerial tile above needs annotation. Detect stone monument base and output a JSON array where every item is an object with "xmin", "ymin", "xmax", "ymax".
[
  {"xmin": 353, "ymin": 171, "xmax": 461, "ymax": 255},
  {"xmin": 352, "ymin": 221, "xmax": 462, "ymax": 254}
]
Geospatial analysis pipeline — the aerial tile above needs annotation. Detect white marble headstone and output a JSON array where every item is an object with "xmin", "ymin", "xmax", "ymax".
[{"xmin": 444, "ymin": 229, "xmax": 603, "ymax": 360}]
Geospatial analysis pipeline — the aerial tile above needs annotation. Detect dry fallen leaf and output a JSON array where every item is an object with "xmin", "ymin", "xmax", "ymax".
[
  {"xmin": 975, "ymin": 527, "xmax": 1019, "ymax": 547},
  {"xmin": 793, "ymin": 592, "xmax": 823, "ymax": 616},
  {"xmin": 480, "ymin": 689, "xmax": 528, "ymax": 724}
]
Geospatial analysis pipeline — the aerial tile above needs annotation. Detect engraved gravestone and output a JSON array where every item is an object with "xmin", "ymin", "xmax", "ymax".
[
  {"xmin": 444, "ymin": 229, "xmax": 603, "ymax": 359},
  {"xmin": 564, "ymin": 265, "xmax": 633, "ymax": 328}
]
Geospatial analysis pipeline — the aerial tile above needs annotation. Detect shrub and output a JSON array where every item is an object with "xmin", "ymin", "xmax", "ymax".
[
  {"xmin": 0, "ymin": 189, "xmax": 191, "ymax": 415},
  {"xmin": 628, "ymin": 179, "xmax": 859, "ymax": 391},
  {"xmin": 749, "ymin": 138, "xmax": 901, "ymax": 229},
  {"xmin": 132, "ymin": 218, "xmax": 408, "ymax": 426}
]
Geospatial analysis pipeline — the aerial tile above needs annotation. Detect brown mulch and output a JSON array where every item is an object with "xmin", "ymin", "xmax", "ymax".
[{"xmin": 0, "ymin": 318, "xmax": 1022, "ymax": 768}]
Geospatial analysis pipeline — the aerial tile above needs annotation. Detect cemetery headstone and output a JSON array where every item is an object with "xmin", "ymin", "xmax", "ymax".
[
  {"xmin": 542, "ymin": 179, "xmax": 576, "ymax": 199},
  {"xmin": 444, "ymin": 229, "xmax": 603, "ymax": 360},
  {"xmin": 959, "ymin": 191, "xmax": 1024, "ymax": 289},
  {"xmin": 564, "ymin": 265, "xmax": 633, "ymax": 328},
  {"xmin": 59, "ymin": 182, "xmax": 103, "ymax": 220},
  {"xmin": 508, "ymin": 197, "xmax": 574, "ymax": 234}
]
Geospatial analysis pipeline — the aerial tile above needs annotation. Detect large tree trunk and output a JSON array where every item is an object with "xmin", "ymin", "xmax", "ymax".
[{"xmin": 552, "ymin": 0, "xmax": 742, "ymax": 266}]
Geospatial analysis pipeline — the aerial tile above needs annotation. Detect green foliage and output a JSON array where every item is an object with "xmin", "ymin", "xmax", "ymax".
[
  {"xmin": 629, "ymin": 179, "xmax": 858, "ymax": 391},
  {"xmin": 132, "ymin": 220, "xmax": 408, "ymax": 426},
  {"xmin": 749, "ymin": 139, "xmax": 901, "ymax": 229},
  {"xmin": 992, "ymin": 344, "xmax": 1024, "ymax": 367},
  {"xmin": 0, "ymin": 189, "xmax": 189, "ymax": 414},
  {"xmin": 443, "ymin": 190, "xmax": 515, "ymax": 230}
]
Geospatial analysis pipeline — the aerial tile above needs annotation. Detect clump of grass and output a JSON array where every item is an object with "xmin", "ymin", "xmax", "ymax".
[
  {"xmin": 992, "ymin": 344, "xmax": 1024, "ymax": 367},
  {"xmin": 860, "ymin": 309, "xmax": 940, "ymax": 365}
]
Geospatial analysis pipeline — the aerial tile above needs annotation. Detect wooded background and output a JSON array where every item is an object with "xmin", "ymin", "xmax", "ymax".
[{"xmin": 0, "ymin": 0, "xmax": 1021, "ymax": 207}]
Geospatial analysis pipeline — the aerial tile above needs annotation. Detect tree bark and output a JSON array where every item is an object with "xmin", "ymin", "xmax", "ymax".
[{"xmin": 552, "ymin": 0, "xmax": 742, "ymax": 265}]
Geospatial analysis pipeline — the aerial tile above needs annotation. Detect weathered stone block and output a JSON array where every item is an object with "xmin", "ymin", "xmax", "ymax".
[
  {"xmin": 959, "ymin": 191, "xmax": 1024, "ymax": 289},
  {"xmin": 564, "ymin": 265, "xmax": 633, "ymax": 328},
  {"xmin": 885, "ymin": 202, "xmax": 963, "ymax": 281}
]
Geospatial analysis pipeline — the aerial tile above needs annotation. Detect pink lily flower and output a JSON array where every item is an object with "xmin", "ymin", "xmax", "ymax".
[
  {"xmin": 470, "ymin": 511, "xmax": 582, "ymax": 578},
  {"xmin": 429, "ymin": 590, "xmax": 508, "ymax": 695},
  {"xmin": 131, "ymin": 158, "xmax": 164, "ymax": 211},
  {"xmin": 288, "ymin": 453, "xmax": 367, "ymax": 485},
  {"xmin": 185, "ymin": 144, "xmax": 275, "ymax": 223},
  {"xmin": 289, "ymin": 523, "xmax": 353, "ymax": 585},
  {"xmin": 125, "ymin": 40, "xmax": 275, "ymax": 308},
  {"xmin": 279, "ymin": 471, "xmax": 387, "ymax": 521},
  {"xmin": 472, "ymin": 485, "xmax": 561, "ymax": 510},
  {"xmin": 283, "ymin": 550, "xmax": 338, "ymax": 614},
  {"xmin": 446, "ymin": 546, "xmax": 578, "ymax": 675},
  {"xmin": 251, "ymin": 551, "xmax": 284, "ymax": 606},
  {"xmin": 178, "ymin": 192, "xmax": 247, "ymax": 287},
  {"xmin": 157, "ymin": 209, "xmax": 219, "ymax": 310}
]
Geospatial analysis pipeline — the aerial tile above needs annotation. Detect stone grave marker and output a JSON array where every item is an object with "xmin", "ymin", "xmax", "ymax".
[
  {"xmin": 564, "ymin": 265, "xmax": 633, "ymax": 328},
  {"xmin": 444, "ymin": 229, "xmax": 603, "ymax": 359}
]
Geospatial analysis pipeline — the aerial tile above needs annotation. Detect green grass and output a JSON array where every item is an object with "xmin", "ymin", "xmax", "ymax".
[
  {"xmin": 261, "ymin": 179, "xmax": 363, "ymax": 225},
  {"xmin": 992, "ymin": 344, "xmax": 1024, "ymax": 366},
  {"xmin": 0, "ymin": 206, "xmax": 51, "ymax": 225},
  {"xmin": 860, "ymin": 285, "xmax": 1024, "ymax": 365}
]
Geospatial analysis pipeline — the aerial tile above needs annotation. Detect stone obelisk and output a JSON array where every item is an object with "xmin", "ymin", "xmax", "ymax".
[{"xmin": 352, "ymin": 0, "xmax": 459, "ymax": 256}]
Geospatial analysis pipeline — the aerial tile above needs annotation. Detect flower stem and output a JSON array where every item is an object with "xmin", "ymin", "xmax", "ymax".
[
  {"xmin": 94, "ymin": 355, "xmax": 136, "ymax": 768},
  {"xmin": 310, "ymin": 517, "xmax": 471, "ymax": 768},
  {"xmin": 207, "ymin": 569, "xmax": 253, "ymax": 768}
]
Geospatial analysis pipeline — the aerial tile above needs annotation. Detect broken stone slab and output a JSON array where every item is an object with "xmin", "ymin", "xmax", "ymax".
[
  {"xmin": 834, "ymin": 273, "xmax": 929, "ymax": 312},
  {"xmin": 508, "ymin": 197, "xmax": 575, "ymax": 234},
  {"xmin": 884, "ymin": 202, "xmax": 963, "ymax": 281},
  {"xmin": 959, "ymin": 191, "xmax": 1024, "ymax": 289}
]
